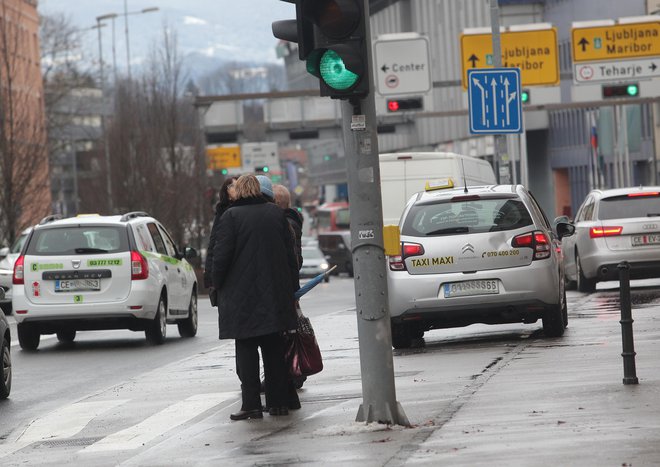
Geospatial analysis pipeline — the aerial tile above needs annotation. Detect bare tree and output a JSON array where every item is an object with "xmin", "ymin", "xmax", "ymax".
[{"xmin": 0, "ymin": 0, "xmax": 50, "ymax": 245}]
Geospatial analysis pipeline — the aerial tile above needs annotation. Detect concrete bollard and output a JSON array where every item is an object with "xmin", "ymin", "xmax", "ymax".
[{"xmin": 617, "ymin": 262, "xmax": 639, "ymax": 385}]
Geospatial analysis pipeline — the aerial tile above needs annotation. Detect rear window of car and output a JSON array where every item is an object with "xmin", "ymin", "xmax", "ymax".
[
  {"xmin": 598, "ymin": 193, "xmax": 660, "ymax": 220},
  {"xmin": 402, "ymin": 197, "xmax": 533, "ymax": 236},
  {"xmin": 26, "ymin": 226, "xmax": 129, "ymax": 256},
  {"xmin": 302, "ymin": 247, "xmax": 324, "ymax": 259}
]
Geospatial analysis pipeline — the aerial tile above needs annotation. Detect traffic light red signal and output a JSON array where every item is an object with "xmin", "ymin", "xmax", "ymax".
[
  {"xmin": 386, "ymin": 97, "xmax": 423, "ymax": 113},
  {"xmin": 273, "ymin": 0, "xmax": 369, "ymax": 100}
]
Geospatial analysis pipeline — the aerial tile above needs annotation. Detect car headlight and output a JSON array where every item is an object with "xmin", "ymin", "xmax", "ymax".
[{"xmin": 320, "ymin": 263, "xmax": 329, "ymax": 270}]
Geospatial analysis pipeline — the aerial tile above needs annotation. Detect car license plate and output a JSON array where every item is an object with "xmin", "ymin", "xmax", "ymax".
[
  {"xmin": 443, "ymin": 280, "xmax": 499, "ymax": 298},
  {"xmin": 631, "ymin": 234, "xmax": 660, "ymax": 246},
  {"xmin": 55, "ymin": 279, "xmax": 101, "ymax": 292}
]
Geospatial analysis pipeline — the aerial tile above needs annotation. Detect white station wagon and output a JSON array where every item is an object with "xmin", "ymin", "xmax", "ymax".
[{"xmin": 12, "ymin": 212, "xmax": 198, "ymax": 350}]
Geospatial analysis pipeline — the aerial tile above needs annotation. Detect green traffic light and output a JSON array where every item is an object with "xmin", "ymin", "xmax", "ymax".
[
  {"xmin": 319, "ymin": 50, "xmax": 359, "ymax": 90},
  {"xmin": 263, "ymin": 166, "xmax": 269, "ymax": 173},
  {"xmin": 521, "ymin": 91, "xmax": 529, "ymax": 103},
  {"xmin": 221, "ymin": 169, "xmax": 228, "ymax": 175},
  {"xmin": 626, "ymin": 84, "xmax": 639, "ymax": 96}
]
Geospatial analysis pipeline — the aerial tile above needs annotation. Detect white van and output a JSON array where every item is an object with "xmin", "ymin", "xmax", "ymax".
[{"xmin": 379, "ymin": 152, "xmax": 496, "ymax": 225}]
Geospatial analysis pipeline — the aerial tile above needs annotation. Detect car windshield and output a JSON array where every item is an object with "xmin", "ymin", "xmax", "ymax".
[
  {"xmin": 302, "ymin": 247, "xmax": 324, "ymax": 260},
  {"xmin": 598, "ymin": 193, "xmax": 660, "ymax": 220},
  {"xmin": 26, "ymin": 226, "xmax": 129, "ymax": 256},
  {"xmin": 402, "ymin": 197, "xmax": 533, "ymax": 236}
]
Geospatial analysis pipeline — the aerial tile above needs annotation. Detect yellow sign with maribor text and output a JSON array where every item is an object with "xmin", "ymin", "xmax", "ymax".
[
  {"xmin": 572, "ymin": 20, "xmax": 660, "ymax": 63},
  {"xmin": 460, "ymin": 28, "xmax": 559, "ymax": 89},
  {"xmin": 206, "ymin": 145, "xmax": 241, "ymax": 170}
]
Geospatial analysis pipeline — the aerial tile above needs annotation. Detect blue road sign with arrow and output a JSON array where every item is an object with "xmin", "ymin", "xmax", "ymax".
[{"xmin": 468, "ymin": 68, "xmax": 523, "ymax": 135}]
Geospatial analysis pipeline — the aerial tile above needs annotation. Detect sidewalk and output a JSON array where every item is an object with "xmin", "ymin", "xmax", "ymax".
[{"xmin": 125, "ymin": 291, "xmax": 660, "ymax": 466}]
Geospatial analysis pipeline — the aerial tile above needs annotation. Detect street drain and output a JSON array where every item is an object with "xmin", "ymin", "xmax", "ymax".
[{"xmin": 36, "ymin": 436, "xmax": 104, "ymax": 448}]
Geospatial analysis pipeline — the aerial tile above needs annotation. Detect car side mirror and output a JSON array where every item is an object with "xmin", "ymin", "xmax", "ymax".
[
  {"xmin": 556, "ymin": 222, "xmax": 575, "ymax": 239},
  {"xmin": 0, "ymin": 247, "xmax": 8, "ymax": 259},
  {"xmin": 184, "ymin": 247, "xmax": 197, "ymax": 259}
]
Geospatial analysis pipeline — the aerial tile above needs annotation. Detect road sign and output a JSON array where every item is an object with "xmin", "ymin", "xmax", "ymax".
[
  {"xmin": 374, "ymin": 34, "xmax": 431, "ymax": 96},
  {"xmin": 468, "ymin": 68, "xmax": 523, "ymax": 135},
  {"xmin": 572, "ymin": 18, "xmax": 660, "ymax": 63},
  {"xmin": 460, "ymin": 26, "xmax": 559, "ymax": 89},
  {"xmin": 206, "ymin": 145, "xmax": 241, "ymax": 170},
  {"xmin": 574, "ymin": 57, "xmax": 660, "ymax": 84}
]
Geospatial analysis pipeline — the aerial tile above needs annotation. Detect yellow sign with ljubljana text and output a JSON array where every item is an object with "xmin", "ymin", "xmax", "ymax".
[
  {"xmin": 572, "ymin": 20, "xmax": 660, "ymax": 63},
  {"xmin": 206, "ymin": 145, "xmax": 241, "ymax": 170},
  {"xmin": 460, "ymin": 28, "xmax": 559, "ymax": 89}
]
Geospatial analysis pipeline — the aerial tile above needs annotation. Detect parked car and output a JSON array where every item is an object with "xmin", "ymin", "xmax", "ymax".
[
  {"xmin": 300, "ymin": 246, "xmax": 330, "ymax": 282},
  {"xmin": 12, "ymin": 212, "xmax": 198, "ymax": 350},
  {"xmin": 387, "ymin": 183, "xmax": 574, "ymax": 348},
  {"xmin": 0, "ymin": 288, "xmax": 11, "ymax": 399},
  {"xmin": 0, "ymin": 227, "xmax": 31, "ymax": 315},
  {"xmin": 562, "ymin": 187, "xmax": 660, "ymax": 293}
]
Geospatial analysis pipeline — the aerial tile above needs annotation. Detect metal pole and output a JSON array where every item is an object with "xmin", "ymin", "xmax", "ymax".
[
  {"xmin": 617, "ymin": 262, "xmax": 639, "ymax": 385},
  {"xmin": 347, "ymin": 0, "xmax": 409, "ymax": 427},
  {"xmin": 124, "ymin": 0, "xmax": 132, "ymax": 81},
  {"xmin": 520, "ymin": 117, "xmax": 529, "ymax": 187},
  {"xmin": 490, "ymin": 0, "xmax": 510, "ymax": 184},
  {"xmin": 96, "ymin": 19, "xmax": 113, "ymax": 213},
  {"xmin": 612, "ymin": 105, "xmax": 620, "ymax": 188},
  {"xmin": 111, "ymin": 17, "xmax": 118, "ymax": 84},
  {"xmin": 622, "ymin": 105, "xmax": 631, "ymax": 186}
]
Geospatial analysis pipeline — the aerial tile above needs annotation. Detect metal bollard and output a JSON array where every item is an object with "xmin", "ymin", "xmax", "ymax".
[{"xmin": 617, "ymin": 262, "xmax": 639, "ymax": 385}]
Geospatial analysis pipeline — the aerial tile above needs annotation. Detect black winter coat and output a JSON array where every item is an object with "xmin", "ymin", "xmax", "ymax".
[
  {"xmin": 284, "ymin": 208, "xmax": 303, "ymax": 269},
  {"xmin": 204, "ymin": 201, "xmax": 231, "ymax": 288},
  {"xmin": 212, "ymin": 196, "xmax": 299, "ymax": 340}
]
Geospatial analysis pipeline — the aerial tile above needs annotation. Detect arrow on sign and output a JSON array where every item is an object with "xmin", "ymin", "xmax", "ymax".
[
  {"xmin": 578, "ymin": 37, "xmax": 589, "ymax": 52},
  {"xmin": 491, "ymin": 78, "xmax": 498, "ymax": 126},
  {"xmin": 504, "ymin": 77, "xmax": 517, "ymax": 126},
  {"xmin": 472, "ymin": 78, "xmax": 486, "ymax": 126},
  {"xmin": 381, "ymin": 64, "xmax": 390, "ymax": 73},
  {"xmin": 651, "ymin": 62, "xmax": 658, "ymax": 72},
  {"xmin": 468, "ymin": 54, "xmax": 479, "ymax": 67}
]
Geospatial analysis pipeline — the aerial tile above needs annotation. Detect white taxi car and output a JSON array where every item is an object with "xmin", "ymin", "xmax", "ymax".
[
  {"xmin": 12, "ymin": 212, "xmax": 198, "ymax": 350},
  {"xmin": 387, "ymin": 183, "xmax": 575, "ymax": 349}
]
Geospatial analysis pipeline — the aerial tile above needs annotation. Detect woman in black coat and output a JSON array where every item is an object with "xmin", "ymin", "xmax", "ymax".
[
  {"xmin": 212, "ymin": 174, "xmax": 299, "ymax": 420},
  {"xmin": 204, "ymin": 176, "xmax": 237, "ymax": 291}
]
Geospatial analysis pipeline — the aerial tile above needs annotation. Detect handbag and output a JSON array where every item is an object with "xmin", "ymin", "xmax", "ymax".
[{"xmin": 285, "ymin": 313, "xmax": 323, "ymax": 377}]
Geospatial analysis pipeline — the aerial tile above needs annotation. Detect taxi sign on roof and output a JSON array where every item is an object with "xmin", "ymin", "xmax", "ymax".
[
  {"xmin": 572, "ymin": 18, "xmax": 660, "ymax": 63},
  {"xmin": 425, "ymin": 178, "xmax": 454, "ymax": 192},
  {"xmin": 460, "ymin": 26, "xmax": 559, "ymax": 89}
]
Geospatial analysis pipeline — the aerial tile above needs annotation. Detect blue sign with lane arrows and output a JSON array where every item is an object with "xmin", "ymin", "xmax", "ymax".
[{"xmin": 468, "ymin": 68, "xmax": 523, "ymax": 134}]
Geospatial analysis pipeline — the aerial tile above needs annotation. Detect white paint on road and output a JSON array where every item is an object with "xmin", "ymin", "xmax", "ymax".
[
  {"xmin": 0, "ymin": 399, "xmax": 128, "ymax": 458},
  {"xmin": 82, "ymin": 392, "xmax": 235, "ymax": 452}
]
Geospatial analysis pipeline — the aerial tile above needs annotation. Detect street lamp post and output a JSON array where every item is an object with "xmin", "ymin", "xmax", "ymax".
[
  {"xmin": 123, "ymin": 3, "xmax": 159, "ymax": 80},
  {"xmin": 96, "ymin": 13, "xmax": 117, "ymax": 213}
]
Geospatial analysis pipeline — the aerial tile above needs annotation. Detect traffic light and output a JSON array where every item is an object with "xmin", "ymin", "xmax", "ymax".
[
  {"xmin": 272, "ymin": 0, "xmax": 369, "ymax": 100},
  {"xmin": 386, "ymin": 97, "xmax": 423, "ymax": 113},
  {"xmin": 255, "ymin": 166, "xmax": 270, "ymax": 173},
  {"xmin": 521, "ymin": 89, "xmax": 530, "ymax": 104},
  {"xmin": 221, "ymin": 168, "xmax": 229, "ymax": 175},
  {"xmin": 602, "ymin": 83, "xmax": 639, "ymax": 99}
]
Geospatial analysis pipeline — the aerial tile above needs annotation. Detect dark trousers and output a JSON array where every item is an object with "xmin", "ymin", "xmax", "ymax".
[{"xmin": 235, "ymin": 333, "xmax": 288, "ymax": 411}]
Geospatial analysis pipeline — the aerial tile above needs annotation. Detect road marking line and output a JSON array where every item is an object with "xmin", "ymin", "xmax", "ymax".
[
  {"xmin": 82, "ymin": 392, "xmax": 235, "ymax": 453},
  {"xmin": 0, "ymin": 399, "xmax": 128, "ymax": 458}
]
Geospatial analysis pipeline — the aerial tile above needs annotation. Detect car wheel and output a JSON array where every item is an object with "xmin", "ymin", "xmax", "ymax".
[
  {"xmin": 177, "ymin": 290, "xmax": 198, "ymax": 338},
  {"xmin": 542, "ymin": 289, "xmax": 566, "ymax": 337},
  {"xmin": 56, "ymin": 329, "xmax": 76, "ymax": 343},
  {"xmin": 17, "ymin": 323, "xmax": 40, "ymax": 351},
  {"xmin": 1, "ymin": 303, "xmax": 12, "ymax": 316},
  {"xmin": 145, "ymin": 294, "xmax": 167, "ymax": 345},
  {"xmin": 0, "ymin": 335, "xmax": 11, "ymax": 399},
  {"xmin": 391, "ymin": 323, "xmax": 412, "ymax": 349},
  {"xmin": 576, "ymin": 252, "xmax": 596, "ymax": 293},
  {"xmin": 346, "ymin": 262, "xmax": 354, "ymax": 278}
]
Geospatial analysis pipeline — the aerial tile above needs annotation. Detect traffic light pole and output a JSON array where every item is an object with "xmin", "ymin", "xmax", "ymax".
[
  {"xmin": 340, "ymin": 0, "xmax": 409, "ymax": 427},
  {"xmin": 489, "ymin": 0, "xmax": 511, "ymax": 184}
]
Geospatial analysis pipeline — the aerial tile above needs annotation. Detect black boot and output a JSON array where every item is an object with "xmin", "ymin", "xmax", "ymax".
[{"xmin": 230, "ymin": 409, "xmax": 263, "ymax": 421}]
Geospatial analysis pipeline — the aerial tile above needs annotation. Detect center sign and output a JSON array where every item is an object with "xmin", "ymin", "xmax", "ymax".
[
  {"xmin": 373, "ymin": 34, "xmax": 431, "ymax": 96},
  {"xmin": 460, "ymin": 26, "xmax": 559, "ymax": 89}
]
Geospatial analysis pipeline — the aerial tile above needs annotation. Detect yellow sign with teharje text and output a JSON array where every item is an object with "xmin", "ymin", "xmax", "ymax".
[
  {"xmin": 572, "ymin": 20, "xmax": 660, "ymax": 63},
  {"xmin": 206, "ymin": 145, "xmax": 241, "ymax": 170},
  {"xmin": 460, "ymin": 28, "xmax": 559, "ymax": 89}
]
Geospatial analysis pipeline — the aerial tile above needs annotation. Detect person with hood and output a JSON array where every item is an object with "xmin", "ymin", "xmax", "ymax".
[
  {"xmin": 212, "ymin": 174, "xmax": 299, "ymax": 420},
  {"xmin": 204, "ymin": 176, "xmax": 237, "ymax": 294}
]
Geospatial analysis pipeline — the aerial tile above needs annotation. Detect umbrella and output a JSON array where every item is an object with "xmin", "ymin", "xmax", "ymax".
[{"xmin": 294, "ymin": 265, "xmax": 337, "ymax": 300}]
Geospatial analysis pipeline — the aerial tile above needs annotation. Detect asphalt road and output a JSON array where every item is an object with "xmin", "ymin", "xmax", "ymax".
[{"xmin": 1, "ymin": 276, "xmax": 659, "ymax": 465}]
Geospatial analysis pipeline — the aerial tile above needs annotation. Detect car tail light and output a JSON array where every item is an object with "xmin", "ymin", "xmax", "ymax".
[
  {"xmin": 512, "ymin": 231, "xmax": 551, "ymax": 260},
  {"xmin": 627, "ymin": 192, "xmax": 659, "ymax": 197},
  {"xmin": 131, "ymin": 251, "xmax": 149, "ymax": 280},
  {"xmin": 13, "ymin": 255, "xmax": 25, "ymax": 285},
  {"xmin": 389, "ymin": 242, "xmax": 425, "ymax": 271},
  {"xmin": 589, "ymin": 226, "xmax": 623, "ymax": 238}
]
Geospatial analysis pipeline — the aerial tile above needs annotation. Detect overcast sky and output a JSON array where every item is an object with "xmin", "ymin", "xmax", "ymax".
[{"xmin": 39, "ymin": 0, "xmax": 294, "ymax": 68}]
